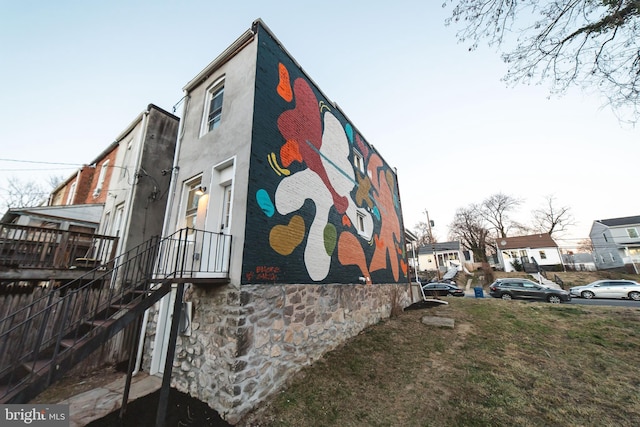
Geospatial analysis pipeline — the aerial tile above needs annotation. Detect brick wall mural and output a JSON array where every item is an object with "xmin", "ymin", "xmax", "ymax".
[{"xmin": 242, "ymin": 27, "xmax": 407, "ymax": 284}]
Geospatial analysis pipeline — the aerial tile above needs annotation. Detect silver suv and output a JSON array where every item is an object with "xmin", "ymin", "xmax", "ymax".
[{"xmin": 569, "ymin": 280, "xmax": 640, "ymax": 300}]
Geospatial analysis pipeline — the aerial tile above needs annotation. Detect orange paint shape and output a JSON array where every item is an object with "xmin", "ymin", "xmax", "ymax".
[
  {"xmin": 277, "ymin": 63, "xmax": 293, "ymax": 102},
  {"xmin": 342, "ymin": 215, "xmax": 351, "ymax": 227},
  {"xmin": 280, "ymin": 139, "xmax": 302, "ymax": 168},
  {"xmin": 338, "ymin": 232, "xmax": 370, "ymax": 279}
]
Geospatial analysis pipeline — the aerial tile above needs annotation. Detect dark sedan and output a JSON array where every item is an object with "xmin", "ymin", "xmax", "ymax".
[
  {"xmin": 488, "ymin": 278, "xmax": 571, "ymax": 304},
  {"xmin": 422, "ymin": 282, "xmax": 465, "ymax": 298}
]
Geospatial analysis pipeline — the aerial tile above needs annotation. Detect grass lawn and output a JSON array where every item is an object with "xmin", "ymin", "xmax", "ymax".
[{"xmin": 241, "ymin": 297, "xmax": 640, "ymax": 427}]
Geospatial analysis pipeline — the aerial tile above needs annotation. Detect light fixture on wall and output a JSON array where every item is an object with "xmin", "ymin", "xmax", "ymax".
[{"xmin": 195, "ymin": 186, "xmax": 207, "ymax": 196}]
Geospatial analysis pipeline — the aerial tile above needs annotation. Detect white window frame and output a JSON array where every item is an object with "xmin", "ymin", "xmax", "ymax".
[
  {"xmin": 627, "ymin": 227, "xmax": 639, "ymax": 239},
  {"xmin": 66, "ymin": 182, "xmax": 76, "ymax": 205},
  {"xmin": 183, "ymin": 176, "xmax": 203, "ymax": 234},
  {"xmin": 93, "ymin": 160, "xmax": 109, "ymax": 197},
  {"xmin": 200, "ymin": 77, "xmax": 225, "ymax": 136},
  {"xmin": 353, "ymin": 149, "xmax": 364, "ymax": 174}
]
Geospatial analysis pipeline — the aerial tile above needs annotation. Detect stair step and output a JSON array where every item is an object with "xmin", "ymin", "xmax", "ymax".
[
  {"xmin": 22, "ymin": 359, "xmax": 49, "ymax": 374},
  {"xmin": 83, "ymin": 318, "xmax": 115, "ymax": 328}
]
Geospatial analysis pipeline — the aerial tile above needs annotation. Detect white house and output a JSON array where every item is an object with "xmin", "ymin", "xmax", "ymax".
[
  {"xmin": 589, "ymin": 215, "xmax": 640, "ymax": 273},
  {"xmin": 496, "ymin": 233, "xmax": 563, "ymax": 273}
]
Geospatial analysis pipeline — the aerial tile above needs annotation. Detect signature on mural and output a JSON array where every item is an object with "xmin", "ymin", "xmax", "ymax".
[
  {"xmin": 246, "ymin": 266, "xmax": 282, "ymax": 282},
  {"xmin": 255, "ymin": 63, "xmax": 407, "ymax": 283}
]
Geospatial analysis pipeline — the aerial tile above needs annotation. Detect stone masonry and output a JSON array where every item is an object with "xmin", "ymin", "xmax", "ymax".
[{"xmin": 144, "ymin": 282, "xmax": 410, "ymax": 424}]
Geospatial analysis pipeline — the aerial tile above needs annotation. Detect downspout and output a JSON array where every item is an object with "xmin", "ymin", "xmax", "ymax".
[{"xmin": 133, "ymin": 96, "xmax": 189, "ymax": 376}]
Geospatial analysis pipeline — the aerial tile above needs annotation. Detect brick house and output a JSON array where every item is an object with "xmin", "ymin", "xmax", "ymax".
[{"xmin": 144, "ymin": 19, "xmax": 411, "ymax": 423}]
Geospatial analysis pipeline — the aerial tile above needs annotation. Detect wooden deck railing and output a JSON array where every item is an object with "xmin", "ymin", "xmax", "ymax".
[{"xmin": 0, "ymin": 224, "xmax": 118, "ymax": 270}]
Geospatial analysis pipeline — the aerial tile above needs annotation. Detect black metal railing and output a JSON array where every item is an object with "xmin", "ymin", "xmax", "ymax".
[{"xmin": 0, "ymin": 227, "xmax": 231, "ymax": 403}]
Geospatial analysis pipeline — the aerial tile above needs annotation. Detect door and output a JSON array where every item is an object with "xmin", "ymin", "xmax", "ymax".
[{"xmin": 215, "ymin": 184, "xmax": 232, "ymax": 271}]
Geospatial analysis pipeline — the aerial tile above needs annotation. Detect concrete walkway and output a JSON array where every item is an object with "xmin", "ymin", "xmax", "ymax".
[{"xmin": 58, "ymin": 373, "xmax": 162, "ymax": 427}]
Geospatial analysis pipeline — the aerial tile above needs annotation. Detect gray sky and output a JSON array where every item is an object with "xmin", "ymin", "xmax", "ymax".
[{"xmin": 1, "ymin": 1, "xmax": 637, "ymax": 248}]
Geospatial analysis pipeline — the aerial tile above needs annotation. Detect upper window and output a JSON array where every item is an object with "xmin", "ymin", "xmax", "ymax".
[
  {"xmin": 202, "ymin": 78, "xmax": 225, "ymax": 135},
  {"xmin": 538, "ymin": 251, "xmax": 547, "ymax": 260},
  {"xmin": 627, "ymin": 228, "xmax": 639, "ymax": 239},
  {"xmin": 356, "ymin": 212, "xmax": 366, "ymax": 233},
  {"xmin": 93, "ymin": 160, "xmax": 109, "ymax": 197},
  {"xmin": 353, "ymin": 150, "xmax": 364, "ymax": 174}
]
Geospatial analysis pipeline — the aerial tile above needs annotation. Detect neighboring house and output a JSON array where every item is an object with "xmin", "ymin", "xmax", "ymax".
[
  {"xmin": 50, "ymin": 104, "xmax": 179, "ymax": 257},
  {"xmin": 1, "ymin": 204, "xmax": 104, "ymax": 232},
  {"xmin": 417, "ymin": 241, "xmax": 474, "ymax": 274},
  {"xmin": 589, "ymin": 215, "xmax": 640, "ymax": 273},
  {"xmin": 146, "ymin": 19, "xmax": 410, "ymax": 423},
  {"xmin": 562, "ymin": 253, "xmax": 597, "ymax": 272},
  {"xmin": 496, "ymin": 233, "xmax": 563, "ymax": 273}
]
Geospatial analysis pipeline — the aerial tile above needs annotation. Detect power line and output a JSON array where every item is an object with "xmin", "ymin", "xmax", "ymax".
[{"xmin": 0, "ymin": 158, "xmax": 84, "ymax": 166}]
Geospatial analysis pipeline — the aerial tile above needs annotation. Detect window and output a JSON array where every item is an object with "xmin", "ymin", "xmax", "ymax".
[
  {"xmin": 539, "ymin": 251, "xmax": 547, "ymax": 260},
  {"xmin": 203, "ymin": 79, "xmax": 224, "ymax": 134},
  {"xmin": 66, "ymin": 182, "xmax": 76, "ymax": 205},
  {"xmin": 93, "ymin": 160, "xmax": 109, "ymax": 197},
  {"xmin": 353, "ymin": 150, "xmax": 364, "ymax": 173},
  {"xmin": 356, "ymin": 212, "xmax": 366, "ymax": 233},
  {"xmin": 603, "ymin": 233, "xmax": 608, "ymax": 243},
  {"xmin": 121, "ymin": 140, "xmax": 133, "ymax": 178},
  {"xmin": 184, "ymin": 177, "xmax": 203, "ymax": 233},
  {"xmin": 627, "ymin": 228, "xmax": 639, "ymax": 238}
]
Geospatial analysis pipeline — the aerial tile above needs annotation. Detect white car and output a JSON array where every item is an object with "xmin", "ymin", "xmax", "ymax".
[{"xmin": 569, "ymin": 280, "xmax": 640, "ymax": 300}]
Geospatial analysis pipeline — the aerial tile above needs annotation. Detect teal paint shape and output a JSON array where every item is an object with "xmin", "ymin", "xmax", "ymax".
[{"xmin": 256, "ymin": 189, "xmax": 275, "ymax": 217}]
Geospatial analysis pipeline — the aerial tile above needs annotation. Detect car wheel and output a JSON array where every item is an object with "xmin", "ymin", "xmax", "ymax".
[
  {"xmin": 501, "ymin": 293, "xmax": 512, "ymax": 300},
  {"xmin": 581, "ymin": 291, "xmax": 595, "ymax": 299},
  {"xmin": 547, "ymin": 295, "xmax": 562, "ymax": 304},
  {"xmin": 629, "ymin": 291, "xmax": 640, "ymax": 301}
]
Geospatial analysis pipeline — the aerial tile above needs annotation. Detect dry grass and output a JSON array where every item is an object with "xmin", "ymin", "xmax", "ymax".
[{"xmin": 240, "ymin": 297, "xmax": 640, "ymax": 427}]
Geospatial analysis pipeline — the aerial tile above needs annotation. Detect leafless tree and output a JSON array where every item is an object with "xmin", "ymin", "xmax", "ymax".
[
  {"xmin": 532, "ymin": 195, "xmax": 575, "ymax": 237},
  {"xmin": 443, "ymin": 0, "xmax": 640, "ymax": 123},
  {"xmin": 449, "ymin": 206, "xmax": 491, "ymax": 262},
  {"xmin": 413, "ymin": 220, "xmax": 438, "ymax": 246},
  {"xmin": 1, "ymin": 177, "xmax": 48, "ymax": 212},
  {"xmin": 479, "ymin": 193, "xmax": 524, "ymax": 238},
  {"xmin": 577, "ymin": 238, "xmax": 595, "ymax": 253}
]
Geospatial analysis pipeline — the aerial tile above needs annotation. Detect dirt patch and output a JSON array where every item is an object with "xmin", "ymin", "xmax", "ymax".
[{"xmin": 86, "ymin": 388, "xmax": 231, "ymax": 427}]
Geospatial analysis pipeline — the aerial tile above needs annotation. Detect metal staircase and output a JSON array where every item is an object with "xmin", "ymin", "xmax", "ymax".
[{"xmin": 0, "ymin": 228, "xmax": 231, "ymax": 406}]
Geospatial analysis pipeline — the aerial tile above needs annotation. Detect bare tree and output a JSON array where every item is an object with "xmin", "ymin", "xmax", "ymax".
[
  {"xmin": 532, "ymin": 195, "xmax": 575, "ymax": 237},
  {"xmin": 479, "ymin": 193, "xmax": 524, "ymax": 238},
  {"xmin": 413, "ymin": 220, "xmax": 438, "ymax": 246},
  {"xmin": 443, "ymin": 0, "xmax": 640, "ymax": 123},
  {"xmin": 449, "ymin": 206, "xmax": 491, "ymax": 262},
  {"xmin": 1, "ymin": 177, "xmax": 48, "ymax": 212},
  {"xmin": 577, "ymin": 238, "xmax": 595, "ymax": 253}
]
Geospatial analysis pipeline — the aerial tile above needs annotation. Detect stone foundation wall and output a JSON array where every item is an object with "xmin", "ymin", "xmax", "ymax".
[{"xmin": 143, "ymin": 282, "xmax": 410, "ymax": 424}]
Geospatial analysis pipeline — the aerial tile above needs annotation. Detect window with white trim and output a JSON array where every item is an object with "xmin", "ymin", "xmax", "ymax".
[
  {"xmin": 66, "ymin": 182, "xmax": 76, "ymax": 205},
  {"xmin": 356, "ymin": 212, "xmax": 366, "ymax": 233},
  {"xmin": 539, "ymin": 250, "xmax": 547, "ymax": 260},
  {"xmin": 627, "ymin": 227, "xmax": 639, "ymax": 238},
  {"xmin": 353, "ymin": 150, "xmax": 364, "ymax": 173},
  {"xmin": 202, "ymin": 78, "xmax": 224, "ymax": 135},
  {"xmin": 184, "ymin": 177, "xmax": 203, "ymax": 234},
  {"xmin": 93, "ymin": 160, "xmax": 109, "ymax": 197}
]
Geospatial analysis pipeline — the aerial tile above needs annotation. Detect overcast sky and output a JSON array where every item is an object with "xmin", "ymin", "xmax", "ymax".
[{"xmin": 1, "ymin": 1, "xmax": 637, "ymax": 248}]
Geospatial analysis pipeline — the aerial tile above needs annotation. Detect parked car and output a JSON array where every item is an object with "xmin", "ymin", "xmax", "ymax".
[
  {"xmin": 488, "ymin": 278, "xmax": 571, "ymax": 304},
  {"xmin": 569, "ymin": 280, "xmax": 640, "ymax": 300},
  {"xmin": 421, "ymin": 282, "xmax": 465, "ymax": 297}
]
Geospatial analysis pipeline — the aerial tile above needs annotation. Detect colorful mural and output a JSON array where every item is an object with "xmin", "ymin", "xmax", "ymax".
[{"xmin": 242, "ymin": 27, "xmax": 407, "ymax": 284}]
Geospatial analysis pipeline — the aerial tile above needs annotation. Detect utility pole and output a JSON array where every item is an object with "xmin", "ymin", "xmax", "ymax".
[{"xmin": 424, "ymin": 210, "xmax": 440, "ymax": 280}]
